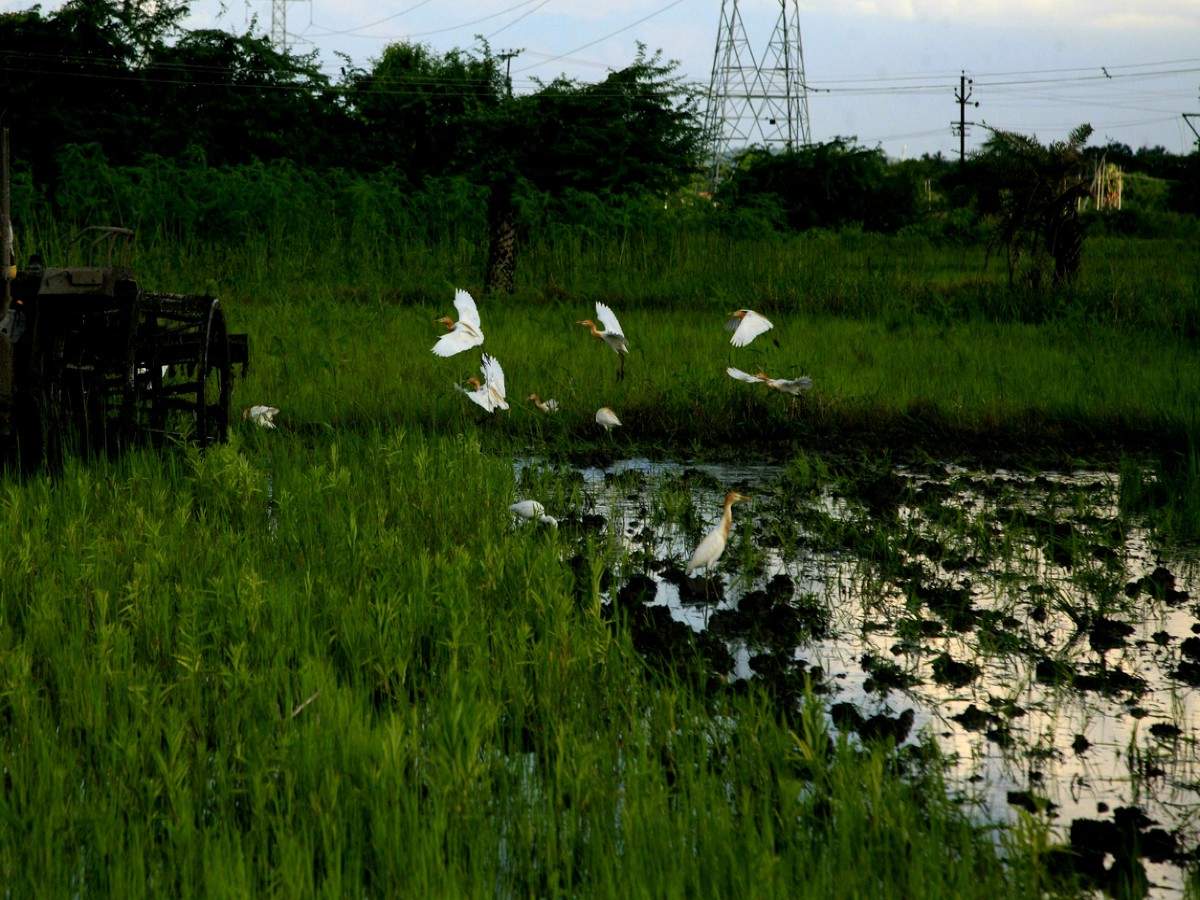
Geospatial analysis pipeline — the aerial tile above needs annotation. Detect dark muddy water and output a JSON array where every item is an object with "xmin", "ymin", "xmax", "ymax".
[{"xmin": 515, "ymin": 456, "xmax": 1200, "ymax": 895}]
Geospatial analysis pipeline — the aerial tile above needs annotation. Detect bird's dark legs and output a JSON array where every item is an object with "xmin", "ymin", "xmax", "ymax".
[{"xmin": 617, "ymin": 354, "xmax": 625, "ymax": 382}]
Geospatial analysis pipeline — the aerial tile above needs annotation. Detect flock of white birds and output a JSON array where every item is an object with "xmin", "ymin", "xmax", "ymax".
[{"xmin": 245, "ymin": 289, "xmax": 813, "ymax": 580}]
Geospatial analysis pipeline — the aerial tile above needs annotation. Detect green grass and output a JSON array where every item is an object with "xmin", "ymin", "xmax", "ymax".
[
  {"xmin": 6, "ymin": 222, "xmax": 1195, "ymax": 895},
  {"xmin": 223, "ymin": 299, "xmax": 1199, "ymax": 457},
  {"xmin": 0, "ymin": 432, "xmax": 1070, "ymax": 896}
]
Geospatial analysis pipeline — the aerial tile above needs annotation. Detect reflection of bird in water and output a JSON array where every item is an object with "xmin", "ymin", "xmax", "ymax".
[
  {"xmin": 727, "ymin": 367, "xmax": 812, "ymax": 396},
  {"xmin": 243, "ymin": 405, "xmax": 279, "ymax": 429},
  {"xmin": 577, "ymin": 302, "xmax": 629, "ymax": 381},
  {"xmin": 595, "ymin": 406, "xmax": 621, "ymax": 433},
  {"xmin": 458, "ymin": 354, "xmax": 508, "ymax": 412},
  {"xmin": 432, "ymin": 289, "xmax": 484, "ymax": 357},
  {"xmin": 527, "ymin": 393, "xmax": 559, "ymax": 413},
  {"xmin": 686, "ymin": 490, "xmax": 750, "ymax": 576},
  {"xmin": 725, "ymin": 309, "xmax": 774, "ymax": 347}
]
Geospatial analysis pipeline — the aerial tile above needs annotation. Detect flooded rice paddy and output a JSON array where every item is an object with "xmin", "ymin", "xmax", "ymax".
[{"xmin": 515, "ymin": 455, "xmax": 1200, "ymax": 896}]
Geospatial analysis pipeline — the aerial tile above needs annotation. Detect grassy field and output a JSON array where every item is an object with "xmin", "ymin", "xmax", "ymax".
[
  {"xmin": 2, "ymin": 225, "xmax": 1196, "ymax": 894},
  {"xmin": 0, "ymin": 432, "xmax": 1076, "ymax": 896},
  {"xmin": 226, "ymin": 300, "xmax": 1199, "ymax": 457}
]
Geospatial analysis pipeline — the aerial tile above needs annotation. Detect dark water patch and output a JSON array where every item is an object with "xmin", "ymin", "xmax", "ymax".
[{"xmin": 522, "ymin": 454, "xmax": 1200, "ymax": 894}]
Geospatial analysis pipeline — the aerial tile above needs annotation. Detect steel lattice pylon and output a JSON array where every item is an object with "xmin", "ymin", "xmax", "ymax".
[
  {"xmin": 703, "ymin": 0, "xmax": 812, "ymax": 188},
  {"xmin": 267, "ymin": 0, "xmax": 311, "ymax": 53}
]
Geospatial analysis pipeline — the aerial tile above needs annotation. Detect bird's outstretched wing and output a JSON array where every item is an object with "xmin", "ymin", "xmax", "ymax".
[
  {"xmin": 731, "ymin": 310, "xmax": 773, "ymax": 347},
  {"xmin": 726, "ymin": 367, "xmax": 761, "ymax": 384},
  {"xmin": 771, "ymin": 376, "xmax": 813, "ymax": 395},
  {"xmin": 458, "ymin": 381, "xmax": 494, "ymax": 411},
  {"xmin": 454, "ymin": 289, "xmax": 481, "ymax": 328},
  {"xmin": 482, "ymin": 354, "xmax": 508, "ymax": 408},
  {"xmin": 432, "ymin": 327, "xmax": 483, "ymax": 357},
  {"xmin": 595, "ymin": 302, "xmax": 624, "ymax": 337}
]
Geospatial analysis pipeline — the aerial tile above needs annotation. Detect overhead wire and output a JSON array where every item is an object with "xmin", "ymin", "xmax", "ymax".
[
  {"xmin": 486, "ymin": 0, "xmax": 552, "ymax": 40},
  {"xmin": 310, "ymin": 0, "xmax": 547, "ymax": 40},
  {"xmin": 304, "ymin": 0, "xmax": 437, "ymax": 38},
  {"xmin": 512, "ymin": 0, "xmax": 688, "ymax": 74}
]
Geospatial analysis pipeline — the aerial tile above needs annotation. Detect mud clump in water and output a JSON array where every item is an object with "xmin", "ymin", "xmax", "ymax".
[
  {"xmin": 1125, "ymin": 566, "xmax": 1190, "ymax": 604},
  {"xmin": 953, "ymin": 704, "xmax": 1001, "ymax": 732},
  {"xmin": 1067, "ymin": 807, "xmax": 1182, "ymax": 895},
  {"xmin": 831, "ymin": 703, "xmax": 915, "ymax": 746},
  {"xmin": 1088, "ymin": 617, "xmax": 1136, "ymax": 652},
  {"xmin": 861, "ymin": 653, "xmax": 921, "ymax": 694},
  {"xmin": 932, "ymin": 652, "xmax": 981, "ymax": 688}
]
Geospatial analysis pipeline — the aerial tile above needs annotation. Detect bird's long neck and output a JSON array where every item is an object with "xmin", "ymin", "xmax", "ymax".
[
  {"xmin": 586, "ymin": 321, "xmax": 603, "ymax": 338},
  {"xmin": 720, "ymin": 500, "xmax": 735, "ymax": 538}
]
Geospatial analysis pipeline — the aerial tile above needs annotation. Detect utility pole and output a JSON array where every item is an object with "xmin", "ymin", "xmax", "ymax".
[
  {"xmin": 496, "ymin": 50, "xmax": 520, "ymax": 99},
  {"xmin": 952, "ymin": 71, "xmax": 979, "ymax": 165}
]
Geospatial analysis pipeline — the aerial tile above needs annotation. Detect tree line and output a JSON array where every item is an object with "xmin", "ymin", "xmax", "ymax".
[{"xmin": 2, "ymin": 0, "xmax": 1198, "ymax": 290}]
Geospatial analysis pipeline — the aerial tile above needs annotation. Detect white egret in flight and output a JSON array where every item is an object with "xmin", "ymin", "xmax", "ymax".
[
  {"xmin": 527, "ymin": 393, "xmax": 560, "ymax": 413},
  {"xmin": 432, "ymin": 289, "xmax": 484, "ymax": 357},
  {"xmin": 726, "ymin": 367, "xmax": 812, "ymax": 396},
  {"xmin": 578, "ymin": 302, "xmax": 629, "ymax": 380},
  {"xmin": 725, "ymin": 309, "xmax": 774, "ymax": 347},
  {"xmin": 458, "ymin": 354, "xmax": 508, "ymax": 412}
]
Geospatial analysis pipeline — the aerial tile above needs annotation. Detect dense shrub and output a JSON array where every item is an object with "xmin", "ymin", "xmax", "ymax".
[{"xmin": 715, "ymin": 141, "xmax": 920, "ymax": 233}]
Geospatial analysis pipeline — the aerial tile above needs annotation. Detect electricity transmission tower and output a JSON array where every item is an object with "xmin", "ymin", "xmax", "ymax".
[
  {"xmin": 703, "ymin": 0, "xmax": 812, "ymax": 188},
  {"xmin": 263, "ymin": 0, "xmax": 312, "ymax": 53}
]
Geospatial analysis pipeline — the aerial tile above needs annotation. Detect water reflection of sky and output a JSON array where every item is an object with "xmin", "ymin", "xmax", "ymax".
[{"xmin": 515, "ymin": 456, "xmax": 1200, "ymax": 896}]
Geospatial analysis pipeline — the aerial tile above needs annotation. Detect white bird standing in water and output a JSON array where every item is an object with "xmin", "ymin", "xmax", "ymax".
[
  {"xmin": 509, "ymin": 500, "xmax": 557, "ymax": 526},
  {"xmin": 527, "ymin": 393, "xmax": 560, "ymax": 413},
  {"xmin": 595, "ymin": 406, "xmax": 621, "ymax": 433},
  {"xmin": 458, "ymin": 354, "xmax": 508, "ymax": 412},
  {"xmin": 687, "ymin": 491, "xmax": 751, "ymax": 575},
  {"xmin": 725, "ymin": 309, "xmax": 774, "ymax": 347},
  {"xmin": 242, "ymin": 405, "xmax": 279, "ymax": 429},
  {"xmin": 726, "ymin": 367, "xmax": 813, "ymax": 396},
  {"xmin": 432, "ymin": 289, "xmax": 484, "ymax": 357},
  {"xmin": 578, "ymin": 302, "xmax": 629, "ymax": 380}
]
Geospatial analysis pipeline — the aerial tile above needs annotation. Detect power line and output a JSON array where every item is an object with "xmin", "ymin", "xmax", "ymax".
[
  {"xmin": 304, "ymin": 0, "xmax": 437, "ymax": 38},
  {"xmin": 487, "ymin": 0, "xmax": 552, "ymax": 39},
  {"xmin": 310, "ymin": 0, "xmax": 546, "ymax": 40},
  {"xmin": 512, "ymin": 0, "xmax": 687, "ymax": 74}
]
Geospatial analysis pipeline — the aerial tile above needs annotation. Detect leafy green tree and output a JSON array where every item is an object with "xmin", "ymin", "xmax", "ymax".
[
  {"xmin": 475, "ymin": 47, "xmax": 703, "ymax": 292},
  {"xmin": 344, "ymin": 43, "xmax": 505, "ymax": 180},
  {"xmin": 0, "ymin": 0, "xmax": 188, "ymax": 177},
  {"xmin": 716, "ymin": 140, "xmax": 920, "ymax": 233},
  {"xmin": 974, "ymin": 124, "xmax": 1093, "ymax": 287},
  {"xmin": 144, "ymin": 29, "xmax": 348, "ymax": 167}
]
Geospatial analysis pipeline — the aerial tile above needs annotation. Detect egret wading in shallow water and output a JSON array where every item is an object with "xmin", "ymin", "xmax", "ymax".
[
  {"xmin": 578, "ymin": 302, "xmax": 629, "ymax": 381},
  {"xmin": 432, "ymin": 289, "xmax": 484, "ymax": 357},
  {"xmin": 687, "ymin": 491, "xmax": 751, "ymax": 577},
  {"xmin": 509, "ymin": 500, "xmax": 557, "ymax": 527},
  {"xmin": 527, "ymin": 393, "xmax": 560, "ymax": 413},
  {"xmin": 725, "ymin": 309, "xmax": 774, "ymax": 347},
  {"xmin": 458, "ymin": 354, "xmax": 508, "ymax": 412},
  {"xmin": 243, "ymin": 405, "xmax": 279, "ymax": 429},
  {"xmin": 595, "ymin": 406, "xmax": 621, "ymax": 434},
  {"xmin": 726, "ymin": 367, "xmax": 813, "ymax": 396}
]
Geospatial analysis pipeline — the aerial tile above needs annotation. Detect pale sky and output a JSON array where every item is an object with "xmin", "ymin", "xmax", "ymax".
[{"xmin": 6, "ymin": 0, "xmax": 1199, "ymax": 158}]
